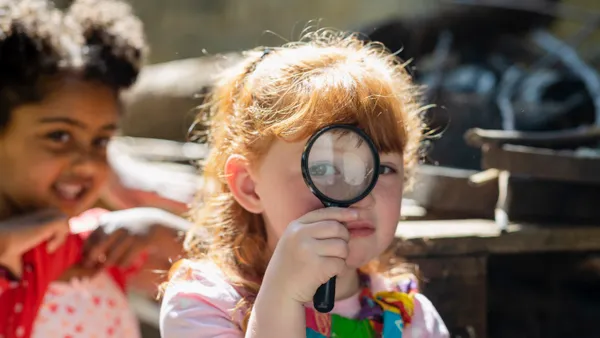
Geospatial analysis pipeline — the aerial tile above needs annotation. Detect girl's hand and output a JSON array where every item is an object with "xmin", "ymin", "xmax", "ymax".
[
  {"xmin": 262, "ymin": 207, "xmax": 358, "ymax": 305},
  {"xmin": 0, "ymin": 209, "xmax": 69, "ymax": 277},
  {"xmin": 82, "ymin": 207, "xmax": 190, "ymax": 269}
]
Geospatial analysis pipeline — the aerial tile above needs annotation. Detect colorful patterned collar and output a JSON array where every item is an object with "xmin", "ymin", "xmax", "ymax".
[{"xmin": 305, "ymin": 272, "xmax": 417, "ymax": 337}]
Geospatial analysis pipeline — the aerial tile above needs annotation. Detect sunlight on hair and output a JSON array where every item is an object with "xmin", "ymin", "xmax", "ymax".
[{"xmin": 176, "ymin": 28, "xmax": 427, "ymax": 332}]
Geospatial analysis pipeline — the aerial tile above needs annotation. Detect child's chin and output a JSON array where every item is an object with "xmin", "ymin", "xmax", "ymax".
[
  {"xmin": 345, "ymin": 253, "xmax": 372, "ymax": 270},
  {"xmin": 347, "ymin": 243, "xmax": 381, "ymax": 268},
  {"xmin": 55, "ymin": 201, "xmax": 90, "ymax": 217}
]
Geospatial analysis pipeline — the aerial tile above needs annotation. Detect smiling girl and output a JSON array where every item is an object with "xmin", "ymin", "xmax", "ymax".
[{"xmin": 0, "ymin": 1, "xmax": 186, "ymax": 337}]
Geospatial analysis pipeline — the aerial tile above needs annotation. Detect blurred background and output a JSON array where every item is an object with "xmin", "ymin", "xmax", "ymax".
[{"xmin": 55, "ymin": 0, "xmax": 600, "ymax": 337}]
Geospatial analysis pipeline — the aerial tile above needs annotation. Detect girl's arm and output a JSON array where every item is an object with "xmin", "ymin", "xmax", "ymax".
[
  {"xmin": 81, "ymin": 207, "xmax": 190, "ymax": 271},
  {"xmin": 78, "ymin": 208, "xmax": 190, "ymax": 298},
  {"xmin": 245, "ymin": 279, "xmax": 306, "ymax": 338}
]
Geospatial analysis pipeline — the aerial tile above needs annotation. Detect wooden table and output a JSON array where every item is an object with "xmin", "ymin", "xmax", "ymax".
[{"xmin": 393, "ymin": 219, "xmax": 600, "ymax": 338}]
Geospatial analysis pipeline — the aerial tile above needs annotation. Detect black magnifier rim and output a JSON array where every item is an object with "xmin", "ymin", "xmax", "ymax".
[{"xmin": 301, "ymin": 124, "xmax": 380, "ymax": 207}]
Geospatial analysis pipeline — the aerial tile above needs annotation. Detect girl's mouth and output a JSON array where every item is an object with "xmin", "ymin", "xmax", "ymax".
[
  {"xmin": 345, "ymin": 221, "xmax": 376, "ymax": 238},
  {"xmin": 52, "ymin": 182, "xmax": 89, "ymax": 203}
]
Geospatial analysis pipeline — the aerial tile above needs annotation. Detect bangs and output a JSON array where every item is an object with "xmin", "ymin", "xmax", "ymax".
[{"xmin": 260, "ymin": 62, "xmax": 411, "ymax": 154}]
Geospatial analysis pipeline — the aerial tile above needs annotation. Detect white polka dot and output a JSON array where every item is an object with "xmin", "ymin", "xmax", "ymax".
[
  {"xmin": 22, "ymin": 280, "xmax": 28, "ymax": 287},
  {"xmin": 14, "ymin": 303, "xmax": 23, "ymax": 313},
  {"xmin": 8, "ymin": 282, "xmax": 18, "ymax": 289},
  {"xmin": 15, "ymin": 326, "xmax": 24, "ymax": 337}
]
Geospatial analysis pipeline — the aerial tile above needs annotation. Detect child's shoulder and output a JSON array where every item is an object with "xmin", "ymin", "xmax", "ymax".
[
  {"xmin": 166, "ymin": 259, "xmax": 240, "ymax": 297},
  {"xmin": 159, "ymin": 259, "xmax": 243, "ymax": 336},
  {"xmin": 164, "ymin": 259, "xmax": 242, "ymax": 305}
]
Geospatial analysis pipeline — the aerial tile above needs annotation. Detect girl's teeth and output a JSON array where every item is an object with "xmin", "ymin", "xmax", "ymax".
[{"xmin": 55, "ymin": 184, "xmax": 83, "ymax": 199}]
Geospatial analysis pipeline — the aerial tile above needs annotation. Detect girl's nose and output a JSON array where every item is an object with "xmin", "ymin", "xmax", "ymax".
[
  {"xmin": 70, "ymin": 149, "xmax": 106, "ymax": 178},
  {"xmin": 351, "ymin": 191, "xmax": 375, "ymax": 209}
]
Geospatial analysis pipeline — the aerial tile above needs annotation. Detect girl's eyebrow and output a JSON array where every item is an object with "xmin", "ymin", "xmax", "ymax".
[{"xmin": 38, "ymin": 117, "xmax": 117, "ymax": 131}]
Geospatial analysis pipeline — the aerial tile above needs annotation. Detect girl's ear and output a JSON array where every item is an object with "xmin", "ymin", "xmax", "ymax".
[{"xmin": 224, "ymin": 154, "xmax": 263, "ymax": 214}]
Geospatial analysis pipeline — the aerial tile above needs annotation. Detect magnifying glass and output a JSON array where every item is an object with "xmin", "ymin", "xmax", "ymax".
[{"xmin": 301, "ymin": 124, "xmax": 380, "ymax": 313}]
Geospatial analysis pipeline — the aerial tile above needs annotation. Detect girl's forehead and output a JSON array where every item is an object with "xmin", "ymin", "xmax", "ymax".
[
  {"xmin": 266, "ymin": 137, "xmax": 403, "ymax": 160},
  {"xmin": 269, "ymin": 138, "xmax": 306, "ymax": 156},
  {"xmin": 9, "ymin": 80, "xmax": 119, "ymax": 131}
]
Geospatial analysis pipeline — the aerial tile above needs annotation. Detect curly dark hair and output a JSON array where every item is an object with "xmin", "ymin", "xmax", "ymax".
[{"xmin": 0, "ymin": 0, "xmax": 147, "ymax": 129}]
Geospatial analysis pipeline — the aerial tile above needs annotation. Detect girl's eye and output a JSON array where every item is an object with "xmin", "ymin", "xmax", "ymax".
[
  {"xmin": 379, "ymin": 165, "xmax": 397, "ymax": 175},
  {"xmin": 94, "ymin": 137, "xmax": 111, "ymax": 149},
  {"xmin": 46, "ymin": 131, "xmax": 71, "ymax": 144},
  {"xmin": 309, "ymin": 163, "xmax": 338, "ymax": 177}
]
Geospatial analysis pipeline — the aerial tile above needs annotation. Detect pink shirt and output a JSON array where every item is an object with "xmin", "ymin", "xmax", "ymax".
[{"xmin": 159, "ymin": 260, "xmax": 449, "ymax": 337}]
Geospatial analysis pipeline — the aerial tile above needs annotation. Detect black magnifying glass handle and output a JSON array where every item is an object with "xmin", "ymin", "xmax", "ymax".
[
  {"xmin": 313, "ymin": 200, "xmax": 340, "ymax": 313},
  {"xmin": 314, "ymin": 277, "xmax": 336, "ymax": 313}
]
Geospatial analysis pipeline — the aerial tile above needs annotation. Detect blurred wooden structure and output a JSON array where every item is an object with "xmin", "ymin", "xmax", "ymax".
[
  {"xmin": 120, "ymin": 53, "xmax": 244, "ymax": 142},
  {"xmin": 400, "ymin": 124, "xmax": 600, "ymax": 338},
  {"xmin": 395, "ymin": 216, "xmax": 600, "ymax": 338}
]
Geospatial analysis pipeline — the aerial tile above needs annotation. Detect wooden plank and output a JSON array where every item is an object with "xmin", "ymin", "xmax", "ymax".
[
  {"xmin": 507, "ymin": 176, "xmax": 600, "ymax": 223},
  {"xmin": 465, "ymin": 126, "xmax": 600, "ymax": 149},
  {"xmin": 408, "ymin": 163, "xmax": 600, "ymax": 223},
  {"xmin": 394, "ymin": 219, "xmax": 600, "ymax": 257},
  {"xmin": 121, "ymin": 54, "xmax": 244, "ymax": 142},
  {"xmin": 111, "ymin": 136, "xmax": 209, "ymax": 163},
  {"xmin": 406, "ymin": 165, "xmax": 498, "ymax": 219},
  {"xmin": 106, "ymin": 138, "xmax": 204, "ymax": 204},
  {"xmin": 396, "ymin": 219, "xmax": 502, "ymax": 239},
  {"xmin": 482, "ymin": 144, "xmax": 600, "ymax": 184}
]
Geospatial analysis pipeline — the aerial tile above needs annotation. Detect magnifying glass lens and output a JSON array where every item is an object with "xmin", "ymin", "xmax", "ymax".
[{"xmin": 306, "ymin": 129, "xmax": 377, "ymax": 202}]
